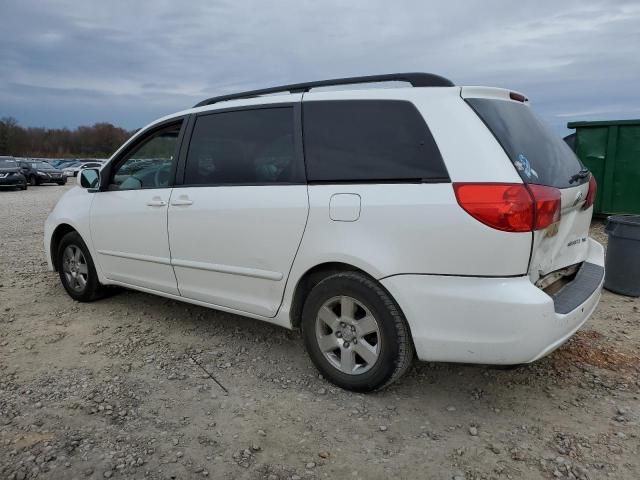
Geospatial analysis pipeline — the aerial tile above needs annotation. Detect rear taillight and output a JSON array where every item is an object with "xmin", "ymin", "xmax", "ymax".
[
  {"xmin": 453, "ymin": 183, "xmax": 560, "ymax": 233},
  {"xmin": 582, "ymin": 175, "xmax": 597, "ymax": 210},
  {"xmin": 527, "ymin": 184, "xmax": 561, "ymax": 229}
]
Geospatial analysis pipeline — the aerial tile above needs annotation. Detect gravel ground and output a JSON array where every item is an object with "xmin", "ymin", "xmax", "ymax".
[{"xmin": 1, "ymin": 184, "xmax": 639, "ymax": 480}]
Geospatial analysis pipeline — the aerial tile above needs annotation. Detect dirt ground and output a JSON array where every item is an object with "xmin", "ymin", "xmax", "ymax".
[{"xmin": 1, "ymin": 184, "xmax": 639, "ymax": 480}]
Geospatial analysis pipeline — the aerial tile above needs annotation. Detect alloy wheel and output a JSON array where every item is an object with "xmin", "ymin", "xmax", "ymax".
[
  {"xmin": 62, "ymin": 245, "xmax": 89, "ymax": 292},
  {"xmin": 315, "ymin": 295, "xmax": 381, "ymax": 375}
]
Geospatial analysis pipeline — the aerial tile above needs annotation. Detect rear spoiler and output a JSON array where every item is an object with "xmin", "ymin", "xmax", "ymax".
[{"xmin": 461, "ymin": 86, "xmax": 529, "ymax": 104}]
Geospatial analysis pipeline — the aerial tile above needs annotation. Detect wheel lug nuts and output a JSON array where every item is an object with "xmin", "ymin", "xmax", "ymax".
[
  {"xmin": 353, "ymin": 339, "xmax": 357, "ymax": 344},
  {"xmin": 340, "ymin": 322, "xmax": 346, "ymax": 327},
  {"xmin": 336, "ymin": 331, "xmax": 342, "ymax": 337},
  {"xmin": 344, "ymin": 342, "xmax": 350, "ymax": 348}
]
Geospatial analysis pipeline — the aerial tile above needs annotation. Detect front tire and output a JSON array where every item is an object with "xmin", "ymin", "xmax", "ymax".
[
  {"xmin": 29, "ymin": 176, "xmax": 37, "ymax": 186},
  {"xmin": 301, "ymin": 272, "xmax": 414, "ymax": 392},
  {"xmin": 57, "ymin": 232, "xmax": 105, "ymax": 302}
]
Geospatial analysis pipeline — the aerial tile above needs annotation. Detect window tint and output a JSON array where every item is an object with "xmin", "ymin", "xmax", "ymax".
[
  {"xmin": 303, "ymin": 100, "xmax": 448, "ymax": 182},
  {"xmin": 185, "ymin": 107, "xmax": 300, "ymax": 185},
  {"xmin": 110, "ymin": 123, "xmax": 181, "ymax": 190},
  {"xmin": 466, "ymin": 98, "xmax": 585, "ymax": 188}
]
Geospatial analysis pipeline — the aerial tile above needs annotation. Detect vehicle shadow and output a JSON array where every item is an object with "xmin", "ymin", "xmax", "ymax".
[{"xmin": 90, "ymin": 285, "xmax": 629, "ymax": 404}]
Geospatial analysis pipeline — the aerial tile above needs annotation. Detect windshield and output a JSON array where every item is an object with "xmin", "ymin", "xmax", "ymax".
[
  {"xmin": 32, "ymin": 161, "xmax": 55, "ymax": 169},
  {"xmin": 466, "ymin": 98, "xmax": 586, "ymax": 188},
  {"xmin": 0, "ymin": 159, "xmax": 17, "ymax": 168}
]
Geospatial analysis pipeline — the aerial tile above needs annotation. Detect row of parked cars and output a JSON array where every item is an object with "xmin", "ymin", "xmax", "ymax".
[{"xmin": 0, "ymin": 156, "xmax": 105, "ymax": 190}]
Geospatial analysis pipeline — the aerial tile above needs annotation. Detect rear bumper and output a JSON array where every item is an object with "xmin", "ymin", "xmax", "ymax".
[{"xmin": 381, "ymin": 238, "xmax": 605, "ymax": 365}]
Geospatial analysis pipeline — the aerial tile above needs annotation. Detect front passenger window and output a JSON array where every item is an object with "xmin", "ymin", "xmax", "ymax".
[{"xmin": 110, "ymin": 124, "xmax": 181, "ymax": 190}]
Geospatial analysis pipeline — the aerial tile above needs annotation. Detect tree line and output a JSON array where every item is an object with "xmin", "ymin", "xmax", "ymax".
[{"xmin": 0, "ymin": 117, "xmax": 133, "ymax": 158}]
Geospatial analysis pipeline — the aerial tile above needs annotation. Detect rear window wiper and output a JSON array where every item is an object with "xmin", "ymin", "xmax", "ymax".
[{"xmin": 569, "ymin": 168, "xmax": 590, "ymax": 184}]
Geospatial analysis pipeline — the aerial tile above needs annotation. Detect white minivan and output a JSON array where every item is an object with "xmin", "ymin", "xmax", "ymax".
[{"xmin": 45, "ymin": 73, "xmax": 604, "ymax": 391}]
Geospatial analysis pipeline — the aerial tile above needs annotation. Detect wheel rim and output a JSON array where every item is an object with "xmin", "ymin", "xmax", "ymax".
[
  {"xmin": 61, "ymin": 245, "xmax": 89, "ymax": 293},
  {"xmin": 315, "ymin": 295, "xmax": 381, "ymax": 375}
]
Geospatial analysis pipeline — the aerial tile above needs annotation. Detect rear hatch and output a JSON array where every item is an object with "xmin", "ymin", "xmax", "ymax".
[{"xmin": 462, "ymin": 87, "xmax": 594, "ymax": 285}]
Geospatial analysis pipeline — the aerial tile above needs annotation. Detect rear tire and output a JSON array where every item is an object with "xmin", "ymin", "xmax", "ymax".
[
  {"xmin": 301, "ymin": 271, "xmax": 414, "ymax": 392},
  {"xmin": 29, "ymin": 176, "xmax": 37, "ymax": 186},
  {"xmin": 57, "ymin": 231, "xmax": 105, "ymax": 302}
]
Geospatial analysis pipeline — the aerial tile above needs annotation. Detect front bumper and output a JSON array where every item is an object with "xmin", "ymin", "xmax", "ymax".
[
  {"xmin": 0, "ymin": 174, "xmax": 26, "ymax": 186},
  {"xmin": 38, "ymin": 174, "xmax": 65, "ymax": 183},
  {"xmin": 381, "ymin": 238, "xmax": 605, "ymax": 365}
]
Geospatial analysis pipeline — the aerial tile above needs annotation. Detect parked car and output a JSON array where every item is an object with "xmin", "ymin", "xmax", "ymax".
[
  {"xmin": 60, "ymin": 161, "xmax": 83, "ymax": 176},
  {"xmin": 63, "ymin": 161, "xmax": 105, "ymax": 177},
  {"xmin": 61, "ymin": 161, "xmax": 83, "ymax": 177},
  {"xmin": 0, "ymin": 157, "xmax": 28, "ymax": 190},
  {"xmin": 44, "ymin": 73, "xmax": 604, "ymax": 391},
  {"xmin": 49, "ymin": 159, "xmax": 78, "ymax": 169},
  {"xmin": 80, "ymin": 161, "xmax": 105, "ymax": 171},
  {"xmin": 19, "ymin": 160, "xmax": 66, "ymax": 186}
]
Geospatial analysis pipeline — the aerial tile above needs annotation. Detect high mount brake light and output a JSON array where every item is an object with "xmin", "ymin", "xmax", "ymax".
[
  {"xmin": 582, "ymin": 175, "xmax": 597, "ymax": 210},
  {"xmin": 453, "ymin": 183, "xmax": 561, "ymax": 233},
  {"xmin": 509, "ymin": 92, "xmax": 528, "ymax": 102}
]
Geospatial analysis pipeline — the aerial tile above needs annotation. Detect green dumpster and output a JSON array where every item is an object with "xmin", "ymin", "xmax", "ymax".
[{"xmin": 567, "ymin": 119, "xmax": 640, "ymax": 215}]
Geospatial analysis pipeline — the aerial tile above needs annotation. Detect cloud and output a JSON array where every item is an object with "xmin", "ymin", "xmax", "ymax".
[{"xmin": 1, "ymin": 0, "xmax": 639, "ymax": 134}]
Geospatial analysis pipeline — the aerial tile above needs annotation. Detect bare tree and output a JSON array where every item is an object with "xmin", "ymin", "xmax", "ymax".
[{"xmin": 0, "ymin": 118, "xmax": 132, "ymax": 158}]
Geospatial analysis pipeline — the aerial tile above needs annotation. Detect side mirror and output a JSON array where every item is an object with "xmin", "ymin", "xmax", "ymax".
[{"xmin": 79, "ymin": 168, "xmax": 100, "ymax": 190}]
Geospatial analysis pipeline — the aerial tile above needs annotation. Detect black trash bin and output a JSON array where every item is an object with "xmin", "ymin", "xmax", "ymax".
[{"xmin": 604, "ymin": 215, "xmax": 640, "ymax": 297}]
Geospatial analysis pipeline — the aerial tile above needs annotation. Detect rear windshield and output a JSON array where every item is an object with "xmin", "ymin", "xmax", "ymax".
[{"xmin": 466, "ymin": 98, "xmax": 585, "ymax": 188}]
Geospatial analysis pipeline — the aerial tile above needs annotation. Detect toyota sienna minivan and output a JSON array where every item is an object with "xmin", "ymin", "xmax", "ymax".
[{"xmin": 45, "ymin": 73, "xmax": 604, "ymax": 391}]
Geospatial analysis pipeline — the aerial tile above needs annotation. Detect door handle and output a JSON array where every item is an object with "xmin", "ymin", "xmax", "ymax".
[
  {"xmin": 171, "ymin": 195, "xmax": 193, "ymax": 206},
  {"xmin": 147, "ymin": 197, "xmax": 167, "ymax": 207}
]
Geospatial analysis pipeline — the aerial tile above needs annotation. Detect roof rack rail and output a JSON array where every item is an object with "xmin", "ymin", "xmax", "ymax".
[{"xmin": 193, "ymin": 72, "xmax": 454, "ymax": 108}]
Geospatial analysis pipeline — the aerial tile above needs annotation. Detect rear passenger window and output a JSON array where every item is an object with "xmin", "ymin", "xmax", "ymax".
[
  {"xmin": 303, "ymin": 100, "xmax": 448, "ymax": 182},
  {"xmin": 184, "ymin": 107, "xmax": 301, "ymax": 185}
]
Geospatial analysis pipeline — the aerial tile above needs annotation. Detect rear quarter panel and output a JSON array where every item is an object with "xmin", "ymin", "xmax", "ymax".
[
  {"xmin": 291, "ymin": 183, "xmax": 531, "ymax": 280},
  {"xmin": 286, "ymin": 87, "xmax": 531, "ymax": 278}
]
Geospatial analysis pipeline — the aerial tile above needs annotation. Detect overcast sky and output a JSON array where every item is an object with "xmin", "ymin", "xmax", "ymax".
[{"xmin": 1, "ymin": 0, "xmax": 639, "ymax": 135}]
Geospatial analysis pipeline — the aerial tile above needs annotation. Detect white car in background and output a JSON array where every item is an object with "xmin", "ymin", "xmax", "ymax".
[
  {"xmin": 63, "ymin": 161, "xmax": 105, "ymax": 177},
  {"xmin": 44, "ymin": 73, "xmax": 604, "ymax": 391}
]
